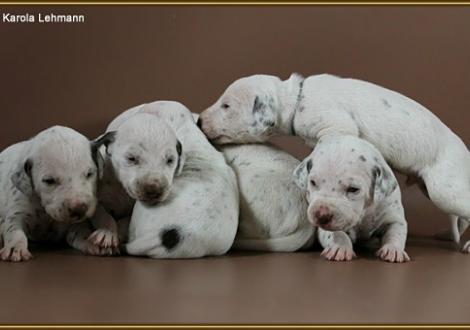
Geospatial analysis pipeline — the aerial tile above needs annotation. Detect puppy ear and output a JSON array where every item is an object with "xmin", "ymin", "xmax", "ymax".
[
  {"xmin": 92, "ymin": 131, "xmax": 116, "ymax": 155},
  {"xmin": 91, "ymin": 131, "xmax": 116, "ymax": 178},
  {"xmin": 293, "ymin": 157, "xmax": 313, "ymax": 190},
  {"xmin": 175, "ymin": 140, "xmax": 185, "ymax": 176},
  {"xmin": 370, "ymin": 165, "xmax": 398, "ymax": 202},
  {"xmin": 11, "ymin": 158, "xmax": 34, "ymax": 196},
  {"xmin": 252, "ymin": 95, "xmax": 277, "ymax": 131}
]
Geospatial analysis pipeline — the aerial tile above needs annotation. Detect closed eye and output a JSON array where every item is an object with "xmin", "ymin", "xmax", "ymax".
[
  {"xmin": 346, "ymin": 186, "xmax": 360, "ymax": 194},
  {"xmin": 126, "ymin": 155, "xmax": 139, "ymax": 165},
  {"xmin": 42, "ymin": 177, "xmax": 58, "ymax": 186},
  {"xmin": 221, "ymin": 103, "xmax": 230, "ymax": 110},
  {"xmin": 166, "ymin": 156, "xmax": 175, "ymax": 166},
  {"xmin": 85, "ymin": 170, "xmax": 94, "ymax": 179},
  {"xmin": 310, "ymin": 179, "xmax": 317, "ymax": 187}
]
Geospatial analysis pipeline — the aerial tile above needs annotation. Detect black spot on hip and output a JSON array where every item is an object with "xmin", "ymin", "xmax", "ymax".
[{"xmin": 160, "ymin": 228, "xmax": 181, "ymax": 251}]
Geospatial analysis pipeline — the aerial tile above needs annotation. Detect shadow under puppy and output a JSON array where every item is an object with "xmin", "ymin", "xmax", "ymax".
[
  {"xmin": 124, "ymin": 101, "xmax": 239, "ymax": 258},
  {"xmin": 219, "ymin": 143, "xmax": 315, "ymax": 252},
  {"xmin": 0, "ymin": 126, "xmax": 107, "ymax": 261},
  {"xmin": 294, "ymin": 135, "xmax": 410, "ymax": 263}
]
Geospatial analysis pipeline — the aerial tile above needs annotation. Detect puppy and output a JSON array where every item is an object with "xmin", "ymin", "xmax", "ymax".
[
  {"xmin": 294, "ymin": 135, "xmax": 409, "ymax": 262},
  {"xmin": 124, "ymin": 101, "xmax": 239, "ymax": 258},
  {"xmin": 198, "ymin": 73, "xmax": 470, "ymax": 252},
  {"xmin": 220, "ymin": 143, "xmax": 315, "ymax": 252},
  {"xmin": 84, "ymin": 108, "xmax": 185, "ymax": 254},
  {"xmin": 0, "ymin": 126, "xmax": 105, "ymax": 261}
]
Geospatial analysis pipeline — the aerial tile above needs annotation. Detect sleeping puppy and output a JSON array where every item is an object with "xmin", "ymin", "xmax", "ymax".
[
  {"xmin": 294, "ymin": 135, "xmax": 410, "ymax": 263},
  {"xmin": 124, "ymin": 101, "xmax": 239, "ymax": 258},
  {"xmin": 82, "ymin": 108, "xmax": 185, "ymax": 254},
  {"xmin": 0, "ymin": 126, "xmax": 106, "ymax": 261},
  {"xmin": 220, "ymin": 143, "xmax": 315, "ymax": 252}
]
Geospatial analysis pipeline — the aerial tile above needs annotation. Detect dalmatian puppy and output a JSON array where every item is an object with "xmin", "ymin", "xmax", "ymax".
[
  {"xmin": 0, "ymin": 126, "xmax": 107, "ymax": 261},
  {"xmin": 125, "ymin": 101, "xmax": 239, "ymax": 258},
  {"xmin": 293, "ymin": 135, "xmax": 409, "ymax": 262},
  {"xmin": 198, "ymin": 73, "xmax": 470, "ymax": 252},
  {"xmin": 82, "ymin": 106, "xmax": 186, "ymax": 254},
  {"xmin": 219, "ymin": 143, "xmax": 314, "ymax": 252}
]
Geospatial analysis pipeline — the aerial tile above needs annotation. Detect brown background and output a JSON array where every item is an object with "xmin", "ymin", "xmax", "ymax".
[
  {"xmin": 1, "ymin": 5, "xmax": 470, "ymax": 324},
  {"xmin": 2, "ymin": 5, "xmax": 470, "ymax": 236}
]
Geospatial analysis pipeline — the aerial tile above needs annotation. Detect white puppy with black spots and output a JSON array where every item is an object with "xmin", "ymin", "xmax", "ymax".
[
  {"xmin": 119, "ymin": 101, "xmax": 239, "ymax": 258},
  {"xmin": 0, "ymin": 126, "xmax": 108, "ymax": 261},
  {"xmin": 81, "ymin": 105, "xmax": 187, "ymax": 254},
  {"xmin": 293, "ymin": 135, "xmax": 409, "ymax": 262},
  {"xmin": 198, "ymin": 73, "xmax": 470, "ymax": 252},
  {"xmin": 220, "ymin": 143, "xmax": 314, "ymax": 252}
]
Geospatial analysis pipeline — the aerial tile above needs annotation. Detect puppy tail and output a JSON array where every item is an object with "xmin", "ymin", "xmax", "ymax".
[{"xmin": 232, "ymin": 226, "xmax": 315, "ymax": 252}]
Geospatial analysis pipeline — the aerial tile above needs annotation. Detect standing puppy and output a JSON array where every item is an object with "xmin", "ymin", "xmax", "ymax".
[
  {"xmin": 85, "ymin": 110, "xmax": 185, "ymax": 253},
  {"xmin": 294, "ymin": 135, "xmax": 409, "ymax": 263},
  {"xmin": 0, "ymin": 126, "xmax": 106, "ymax": 261},
  {"xmin": 199, "ymin": 73, "xmax": 470, "ymax": 252},
  {"xmin": 220, "ymin": 143, "xmax": 314, "ymax": 252},
  {"xmin": 125, "ymin": 101, "xmax": 239, "ymax": 258}
]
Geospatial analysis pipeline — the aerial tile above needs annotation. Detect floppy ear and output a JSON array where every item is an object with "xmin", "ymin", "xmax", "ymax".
[
  {"xmin": 252, "ymin": 95, "xmax": 277, "ymax": 131},
  {"xmin": 370, "ymin": 165, "xmax": 398, "ymax": 202},
  {"xmin": 293, "ymin": 157, "xmax": 313, "ymax": 190},
  {"xmin": 91, "ymin": 131, "xmax": 116, "ymax": 178},
  {"xmin": 175, "ymin": 140, "xmax": 185, "ymax": 176},
  {"xmin": 11, "ymin": 158, "xmax": 34, "ymax": 197}
]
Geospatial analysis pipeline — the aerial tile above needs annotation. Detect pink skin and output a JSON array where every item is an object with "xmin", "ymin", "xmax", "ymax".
[{"xmin": 376, "ymin": 244, "xmax": 411, "ymax": 263}]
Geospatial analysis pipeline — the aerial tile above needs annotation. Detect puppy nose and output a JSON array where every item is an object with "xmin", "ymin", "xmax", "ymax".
[
  {"xmin": 143, "ymin": 183, "xmax": 163, "ymax": 200},
  {"xmin": 68, "ymin": 202, "xmax": 88, "ymax": 219},
  {"xmin": 196, "ymin": 116, "xmax": 203, "ymax": 129},
  {"xmin": 315, "ymin": 206, "xmax": 333, "ymax": 225}
]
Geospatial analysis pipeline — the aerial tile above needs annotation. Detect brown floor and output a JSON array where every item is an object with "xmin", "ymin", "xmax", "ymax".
[{"xmin": 0, "ymin": 235, "xmax": 469, "ymax": 325}]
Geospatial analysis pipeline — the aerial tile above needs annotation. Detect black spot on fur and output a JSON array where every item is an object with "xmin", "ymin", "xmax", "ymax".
[
  {"xmin": 382, "ymin": 99, "xmax": 391, "ymax": 108},
  {"xmin": 351, "ymin": 148, "xmax": 355, "ymax": 152},
  {"xmin": 306, "ymin": 159, "xmax": 313, "ymax": 172},
  {"xmin": 359, "ymin": 155, "xmax": 366, "ymax": 162},
  {"xmin": 253, "ymin": 96, "xmax": 265, "ymax": 113},
  {"xmin": 160, "ymin": 228, "xmax": 181, "ymax": 251}
]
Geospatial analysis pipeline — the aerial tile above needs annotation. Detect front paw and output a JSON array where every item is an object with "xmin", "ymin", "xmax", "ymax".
[
  {"xmin": 88, "ymin": 229, "xmax": 119, "ymax": 249},
  {"xmin": 461, "ymin": 240, "xmax": 470, "ymax": 254},
  {"xmin": 377, "ymin": 244, "xmax": 410, "ymax": 263},
  {"xmin": 82, "ymin": 240, "xmax": 120, "ymax": 256},
  {"xmin": 321, "ymin": 245, "xmax": 356, "ymax": 261},
  {"xmin": 0, "ymin": 243, "xmax": 32, "ymax": 262}
]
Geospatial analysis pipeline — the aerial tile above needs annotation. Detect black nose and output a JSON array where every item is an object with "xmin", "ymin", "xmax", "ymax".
[
  {"xmin": 315, "ymin": 211, "xmax": 334, "ymax": 226},
  {"xmin": 143, "ymin": 184, "xmax": 163, "ymax": 200},
  {"xmin": 68, "ymin": 203, "xmax": 88, "ymax": 219},
  {"xmin": 196, "ymin": 116, "xmax": 203, "ymax": 129}
]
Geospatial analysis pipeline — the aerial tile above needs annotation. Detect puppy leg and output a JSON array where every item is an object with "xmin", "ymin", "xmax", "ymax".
[
  {"xmin": 0, "ymin": 212, "xmax": 32, "ymax": 262},
  {"xmin": 318, "ymin": 228, "xmax": 356, "ymax": 261},
  {"xmin": 66, "ymin": 222, "xmax": 119, "ymax": 256},
  {"xmin": 88, "ymin": 205, "xmax": 119, "ymax": 250},
  {"xmin": 376, "ymin": 221, "xmax": 410, "ymax": 263},
  {"xmin": 422, "ymin": 164, "xmax": 470, "ymax": 253}
]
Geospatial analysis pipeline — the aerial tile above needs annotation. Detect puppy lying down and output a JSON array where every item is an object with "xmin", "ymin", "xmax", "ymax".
[
  {"xmin": 125, "ymin": 101, "xmax": 239, "ymax": 258},
  {"xmin": 294, "ymin": 135, "xmax": 410, "ymax": 263},
  {"xmin": 220, "ymin": 143, "xmax": 315, "ymax": 252}
]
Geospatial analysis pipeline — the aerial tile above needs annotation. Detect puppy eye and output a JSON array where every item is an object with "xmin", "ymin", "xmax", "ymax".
[
  {"xmin": 42, "ymin": 177, "xmax": 57, "ymax": 186},
  {"xmin": 221, "ymin": 103, "xmax": 230, "ymax": 110},
  {"xmin": 85, "ymin": 170, "xmax": 94, "ymax": 179},
  {"xmin": 166, "ymin": 157, "xmax": 174, "ymax": 166},
  {"xmin": 126, "ymin": 155, "xmax": 139, "ymax": 165},
  {"xmin": 347, "ymin": 186, "xmax": 360, "ymax": 194},
  {"xmin": 310, "ymin": 179, "xmax": 317, "ymax": 187}
]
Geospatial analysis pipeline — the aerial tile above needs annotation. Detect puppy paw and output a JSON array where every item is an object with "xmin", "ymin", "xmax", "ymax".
[
  {"xmin": 461, "ymin": 240, "xmax": 470, "ymax": 254},
  {"xmin": 82, "ymin": 240, "xmax": 120, "ymax": 256},
  {"xmin": 88, "ymin": 229, "xmax": 119, "ymax": 249},
  {"xmin": 321, "ymin": 245, "xmax": 356, "ymax": 261},
  {"xmin": 377, "ymin": 244, "xmax": 410, "ymax": 263},
  {"xmin": 0, "ymin": 244, "xmax": 32, "ymax": 262}
]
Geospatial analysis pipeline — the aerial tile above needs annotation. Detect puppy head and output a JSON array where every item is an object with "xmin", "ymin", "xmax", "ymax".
[
  {"xmin": 198, "ymin": 75, "xmax": 281, "ymax": 144},
  {"xmin": 102, "ymin": 114, "xmax": 184, "ymax": 205},
  {"xmin": 293, "ymin": 135, "xmax": 397, "ymax": 231},
  {"xmin": 12, "ymin": 126, "xmax": 102, "ymax": 223}
]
